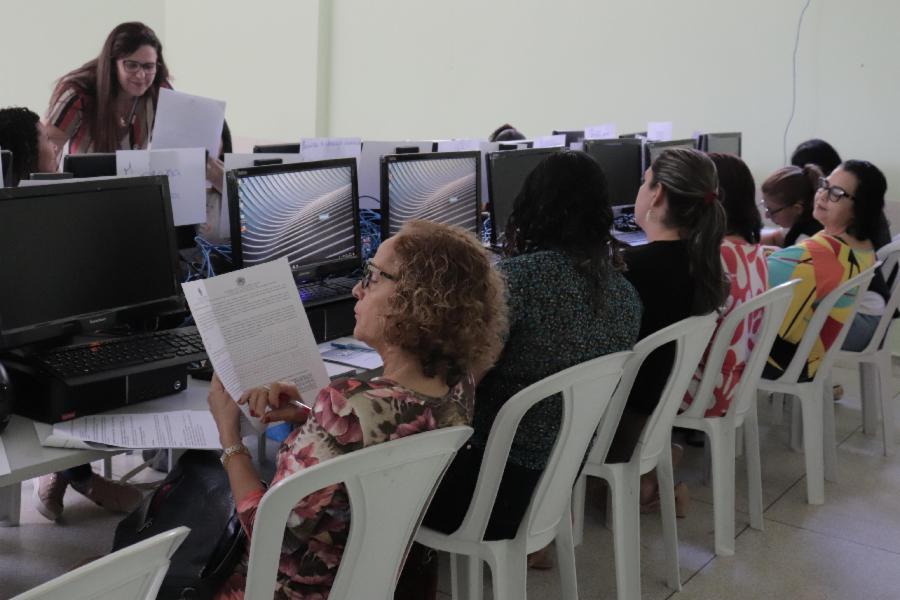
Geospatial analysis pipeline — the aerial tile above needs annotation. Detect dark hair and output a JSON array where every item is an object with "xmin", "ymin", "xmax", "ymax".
[
  {"xmin": 0, "ymin": 107, "xmax": 40, "ymax": 186},
  {"xmin": 840, "ymin": 160, "xmax": 889, "ymax": 247},
  {"xmin": 489, "ymin": 123, "xmax": 526, "ymax": 142},
  {"xmin": 650, "ymin": 148, "xmax": 729, "ymax": 314},
  {"xmin": 386, "ymin": 220, "xmax": 507, "ymax": 386},
  {"xmin": 49, "ymin": 22, "xmax": 170, "ymax": 152},
  {"xmin": 791, "ymin": 138, "xmax": 842, "ymax": 175},
  {"xmin": 504, "ymin": 150, "xmax": 624, "ymax": 313},
  {"xmin": 220, "ymin": 119, "xmax": 233, "ymax": 159},
  {"xmin": 708, "ymin": 153, "xmax": 761, "ymax": 244},
  {"xmin": 761, "ymin": 164, "xmax": 822, "ymax": 221}
]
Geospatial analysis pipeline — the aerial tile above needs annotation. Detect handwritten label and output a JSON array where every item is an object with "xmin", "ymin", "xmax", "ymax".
[{"xmin": 117, "ymin": 149, "xmax": 206, "ymax": 226}]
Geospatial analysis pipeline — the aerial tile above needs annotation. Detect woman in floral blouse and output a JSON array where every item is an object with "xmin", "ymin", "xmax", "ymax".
[{"xmin": 207, "ymin": 220, "xmax": 507, "ymax": 599}]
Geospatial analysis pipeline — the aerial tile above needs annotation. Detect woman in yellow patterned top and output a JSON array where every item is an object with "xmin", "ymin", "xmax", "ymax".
[{"xmin": 764, "ymin": 160, "xmax": 888, "ymax": 381}]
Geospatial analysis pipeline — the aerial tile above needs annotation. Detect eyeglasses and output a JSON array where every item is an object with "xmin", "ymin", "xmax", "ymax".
[
  {"xmin": 817, "ymin": 177, "xmax": 855, "ymax": 202},
  {"xmin": 120, "ymin": 59, "xmax": 158, "ymax": 75},
  {"xmin": 760, "ymin": 200, "xmax": 792, "ymax": 218},
  {"xmin": 360, "ymin": 260, "xmax": 398, "ymax": 289}
]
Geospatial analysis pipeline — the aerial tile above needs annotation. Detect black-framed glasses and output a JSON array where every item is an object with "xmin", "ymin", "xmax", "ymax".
[
  {"xmin": 120, "ymin": 59, "xmax": 158, "ymax": 74},
  {"xmin": 760, "ymin": 201, "xmax": 789, "ymax": 217},
  {"xmin": 360, "ymin": 260, "xmax": 398, "ymax": 289},
  {"xmin": 817, "ymin": 177, "xmax": 855, "ymax": 202}
]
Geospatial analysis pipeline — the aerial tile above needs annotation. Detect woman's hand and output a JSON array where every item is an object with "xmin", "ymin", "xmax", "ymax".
[
  {"xmin": 208, "ymin": 373, "xmax": 242, "ymax": 446},
  {"xmin": 239, "ymin": 381, "xmax": 311, "ymax": 425}
]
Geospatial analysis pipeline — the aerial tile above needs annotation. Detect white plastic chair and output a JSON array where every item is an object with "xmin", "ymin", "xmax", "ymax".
[
  {"xmin": 835, "ymin": 242, "xmax": 900, "ymax": 456},
  {"xmin": 672, "ymin": 281, "xmax": 797, "ymax": 556},
  {"xmin": 12, "ymin": 526, "xmax": 189, "ymax": 600},
  {"xmin": 758, "ymin": 266, "xmax": 877, "ymax": 504},
  {"xmin": 244, "ymin": 426, "xmax": 472, "ymax": 600},
  {"xmin": 573, "ymin": 313, "xmax": 718, "ymax": 600},
  {"xmin": 415, "ymin": 350, "xmax": 632, "ymax": 600}
]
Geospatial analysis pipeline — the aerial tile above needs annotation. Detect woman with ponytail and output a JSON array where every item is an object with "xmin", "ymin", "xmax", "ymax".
[
  {"xmin": 760, "ymin": 164, "xmax": 824, "ymax": 247},
  {"xmin": 607, "ymin": 147, "xmax": 729, "ymax": 473}
]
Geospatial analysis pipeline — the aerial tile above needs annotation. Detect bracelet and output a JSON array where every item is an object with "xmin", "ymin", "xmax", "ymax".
[{"xmin": 220, "ymin": 442, "xmax": 252, "ymax": 468}]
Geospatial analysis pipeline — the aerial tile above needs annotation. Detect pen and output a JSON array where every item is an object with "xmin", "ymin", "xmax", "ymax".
[{"xmin": 330, "ymin": 342, "xmax": 376, "ymax": 352}]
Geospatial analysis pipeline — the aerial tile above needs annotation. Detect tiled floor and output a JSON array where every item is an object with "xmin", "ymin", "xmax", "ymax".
[{"xmin": 2, "ymin": 363, "xmax": 899, "ymax": 599}]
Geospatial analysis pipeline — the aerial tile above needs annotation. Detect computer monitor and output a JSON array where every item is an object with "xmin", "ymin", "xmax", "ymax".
[
  {"xmin": 0, "ymin": 176, "xmax": 181, "ymax": 350},
  {"xmin": 698, "ymin": 132, "xmax": 742, "ymax": 156},
  {"xmin": 619, "ymin": 132, "xmax": 647, "ymax": 139},
  {"xmin": 552, "ymin": 130, "xmax": 585, "ymax": 146},
  {"xmin": 63, "ymin": 153, "xmax": 117, "ymax": 178},
  {"xmin": 583, "ymin": 139, "xmax": 644, "ymax": 207},
  {"xmin": 644, "ymin": 138, "xmax": 699, "ymax": 170},
  {"xmin": 0, "ymin": 150, "xmax": 12, "ymax": 187},
  {"xmin": 227, "ymin": 158, "xmax": 361, "ymax": 281},
  {"xmin": 485, "ymin": 146, "xmax": 562, "ymax": 245},
  {"xmin": 380, "ymin": 151, "xmax": 481, "ymax": 240},
  {"xmin": 252, "ymin": 143, "xmax": 301, "ymax": 154}
]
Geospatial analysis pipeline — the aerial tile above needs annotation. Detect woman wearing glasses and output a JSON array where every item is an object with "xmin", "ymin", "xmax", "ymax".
[
  {"xmin": 43, "ymin": 22, "xmax": 170, "ymax": 155},
  {"xmin": 759, "ymin": 164, "xmax": 824, "ymax": 247},
  {"xmin": 764, "ymin": 161, "xmax": 889, "ymax": 380},
  {"xmin": 206, "ymin": 220, "xmax": 507, "ymax": 599}
]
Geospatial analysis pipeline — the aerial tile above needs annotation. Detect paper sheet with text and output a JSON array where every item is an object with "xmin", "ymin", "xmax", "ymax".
[
  {"xmin": 182, "ymin": 258, "xmax": 330, "ymax": 431},
  {"xmin": 49, "ymin": 411, "xmax": 220, "ymax": 449}
]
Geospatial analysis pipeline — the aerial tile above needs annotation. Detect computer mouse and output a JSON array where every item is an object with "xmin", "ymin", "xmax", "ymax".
[{"xmin": 0, "ymin": 362, "xmax": 11, "ymax": 434}]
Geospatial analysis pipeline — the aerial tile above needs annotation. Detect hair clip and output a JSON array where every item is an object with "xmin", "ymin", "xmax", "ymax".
[{"xmin": 703, "ymin": 191, "xmax": 718, "ymax": 205}]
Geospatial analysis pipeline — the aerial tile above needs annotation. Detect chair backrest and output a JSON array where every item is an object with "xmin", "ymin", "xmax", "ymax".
[
  {"xmin": 858, "ymin": 243, "xmax": 900, "ymax": 353},
  {"xmin": 243, "ymin": 426, "xmax": 472, "ymax": 600},
  {"xmin": 625, "ymin": 314, "xmax": 719, "ymax": 471},
  {"xmin": 12, "ymin": 527, "xmax": 189, "ymax": 600},
  {"xmin": 451, "ymin": 351, "xmax": 631, "ymax": 544},
  {"xmin": 771, "ymin": 265, "xmax": 878, "ymax": 383},
  {"xmin": 679, "ymin": 280, "xmax": 798, "ymax": 422}
]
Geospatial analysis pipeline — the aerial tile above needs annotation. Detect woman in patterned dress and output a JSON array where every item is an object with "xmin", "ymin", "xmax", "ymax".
[{"xmin": 207, "ymin": 220, "xmax": 507, "ymax": 599}]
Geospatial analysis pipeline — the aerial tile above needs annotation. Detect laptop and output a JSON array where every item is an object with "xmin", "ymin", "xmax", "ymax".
[{"xmin": 226, "ymin": 159, "xmax": 362, "ymax": 306}]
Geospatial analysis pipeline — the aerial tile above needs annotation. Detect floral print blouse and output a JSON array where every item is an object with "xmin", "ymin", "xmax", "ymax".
[{"xmin": 214, "ymin": 375, "xmax": 474, "ymax": 600}]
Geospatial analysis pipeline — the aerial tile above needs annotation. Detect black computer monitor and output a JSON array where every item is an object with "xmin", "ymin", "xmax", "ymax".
[
  {"xmin": 485, "ymin": 146, "xmax": 562, "ymax": 245},
  {"xmin": 0, "ymin": 150, "xmax": 12, "ymax": 187},
  {"xmin": 552, "ymin": 130, "xmax": 585, "ymax": 146},
  {"xmin": 583, "ymin": 139, "xmax": 644, "ymax": 207},
  {"xmin": 698, "ymin": 132, "xmax": 742, "ymax": 156},
  {"xmin": 644, "ymin": 138, "xmax": 699, "ymax": 170},
  {"xmin": 380, "ymin": 151, "xmax": 481, "ymax": 240},
  {"xmin": 252, "ymin": 143, "xmax": 300, "ymax": 154},
  {"xmin": 227, "ymin": 159, "xmax": 361, "ymax": 281},
  {"xmin": 0, "ymin": 176, "xmax": 181, "ymax": 350},
  {"xmin": 63, "ymin": 153, "xmax": 117, "ymax": 178},
  {"xmin": 619, "ymin": 132, "xmax": 647, "ymax": 139}
]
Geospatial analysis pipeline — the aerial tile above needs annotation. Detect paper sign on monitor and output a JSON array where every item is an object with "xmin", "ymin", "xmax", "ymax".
[
  {"xmin": 584, "ymin": 123, "xmax": 618, "ymax": 140},
  {"xmin": 436, "ymin": 139, "xmax": 482, "ymax": 152},
  {"xmin": 117, "ymin": 148, "xmax": 206, "ymax": 226},
  {"xmin": 646, "ymin": 121, "xmax": 673, "ymax": 142},
  {"xmin": 532, "ymin": 134, "xmax": 567, "ymax": 148},
  {"xmin": 300, "ymin": 138, "xmax": 361, "ymax": 163},
  {"xmin": 152, "ymin": 88, "xmax": 226, "ymax": 158}
]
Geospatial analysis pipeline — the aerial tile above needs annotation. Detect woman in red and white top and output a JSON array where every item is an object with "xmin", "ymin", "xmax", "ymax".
[
  {"xmin": 682, "ymin": 152, "xmax": 768, "ymax": 417},
  {"xmin": 44, "ymin": 22, "xmax": 172, "ymax": 156}
]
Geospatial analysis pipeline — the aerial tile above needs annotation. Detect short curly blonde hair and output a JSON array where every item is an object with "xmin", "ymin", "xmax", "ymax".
[{"xmin": 385, "ymin": 220, "xmax": 507, "ymax": 386}]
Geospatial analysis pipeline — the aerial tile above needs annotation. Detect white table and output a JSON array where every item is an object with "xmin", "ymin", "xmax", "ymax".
[{"xmin": 0, "ymin": 379, "xmax": 211, "ymax": 526}]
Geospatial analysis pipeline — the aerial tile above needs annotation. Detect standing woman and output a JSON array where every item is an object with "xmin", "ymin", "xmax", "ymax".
[{"xmin": 44, "ymin": 22, "xmax": 170, "ymax": 155}]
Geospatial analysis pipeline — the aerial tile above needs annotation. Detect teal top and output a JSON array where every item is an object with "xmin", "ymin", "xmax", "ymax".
[{"xmin": 472, "ymin": 250, "xmax": 642, "ymax": 470}]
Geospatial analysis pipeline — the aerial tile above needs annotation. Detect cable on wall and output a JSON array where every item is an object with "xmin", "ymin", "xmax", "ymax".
[{"xmin": 783, "ymin": 0, "xmax": 814, "ymax": 164}]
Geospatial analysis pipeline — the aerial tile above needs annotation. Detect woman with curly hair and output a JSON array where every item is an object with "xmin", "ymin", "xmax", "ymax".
[
  {"xmin": 206, "ymin": 219, "xmax": 507, "ymax": 599},
  {"xmin": 0, "ymin": 107, "xmax": 59, "ymax": 186},
  {"xmin": 421, "ymin": 150, "xmax": 641, "ymax": 567}
]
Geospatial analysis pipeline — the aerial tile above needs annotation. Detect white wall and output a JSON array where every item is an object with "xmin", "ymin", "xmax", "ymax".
[{"xmin": 0, "ymin": 0, "xmax": 165, "ymax": 116}]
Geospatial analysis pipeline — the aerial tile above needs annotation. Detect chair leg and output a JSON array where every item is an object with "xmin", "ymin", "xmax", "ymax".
[
  {"xmin": 451, "ymin": 554, "xmax": 483, "ymax": 600},
  {"xmin": 743, "ymin": 409, "xmax": 765, "ymax": 531},
  {"xmin": 799, "ymin": 388, "xmax": 826, "ymax": 505},
  {"xmin": 556, "ymin": 504, "xmax": 580, "ymax": 600},
  {"xmin": 608, "ymin": 465, "xmax": 641, "ymax": 600},
  {"xmin": 709, "ymin": 423, "xmax": 736, "ymax": 556},
  {"xmin": 656, "ymin": 449, "xmax": 682, "ymax": 589},
  {"xmin": 860, "ymin": 361, "xmax": 878, "ymax": 435},
  {"xmin": 822, "ymin": 377, "xmax": 838, "ymax": 483},
  {"xmin": 876, "ymin": 354, "xmax": 896, "ymax": 457},
  {"xmin": 488, "ymin": 541, "xmax": 527, "ymax": 600},
  {"xmin": 572, "ymin": 474, "xmax": 586, "ymax": 547}
]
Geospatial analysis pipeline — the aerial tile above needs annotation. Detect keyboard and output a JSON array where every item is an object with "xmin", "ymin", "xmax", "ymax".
[
  {"xmin": 298, "ymin": 276, "xmax": 359, "ymax": 304},
  {"xmin": 611, "ymin": 228, "xmax": 648, "ymax": 246},
  {"xmin": 34, "ymin": 327, "xmax": 207, "ymax": 379}
]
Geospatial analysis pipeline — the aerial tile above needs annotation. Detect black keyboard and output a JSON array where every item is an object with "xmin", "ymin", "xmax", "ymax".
[
  {"xmin": 298, "ymin": 276, "xmax": 358, "ymax": 304},
  {"xmin": 35, "ymin": 327, "xmax": 207, "ymax": 379}
]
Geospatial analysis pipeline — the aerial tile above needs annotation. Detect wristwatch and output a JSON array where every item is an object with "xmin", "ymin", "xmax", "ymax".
[{"xmin": 220, "ymin": 442, "xmax": 252, "ymax": 467}]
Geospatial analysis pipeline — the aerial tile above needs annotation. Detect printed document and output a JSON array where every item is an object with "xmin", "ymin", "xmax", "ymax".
[
  {"xmin": 152, "ymin": 88, "xmax": 227, "ymax": 158},
  {"xmin": 48, "ymin": 411, "xmax": 220, "ymax": 449},
  {"xmin": 182, "ymin": 258, "xmax": 330, "ymax": 431}
]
